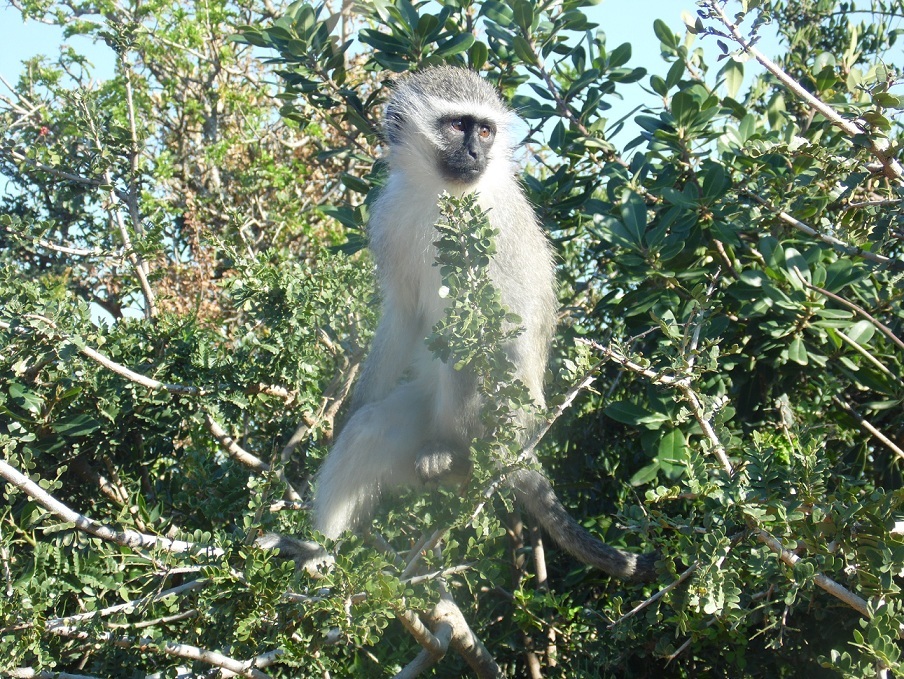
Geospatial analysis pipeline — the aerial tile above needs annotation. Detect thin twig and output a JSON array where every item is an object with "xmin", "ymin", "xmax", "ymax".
[
  {"xmin": 43, "ymin": 579, "xmax": 208, "ymax": 632},
  {"xmin": 705, "ymin": 0, "xmax": 903, "ymax": 181},
  {"xmin": 835, "ymin": 329, "xmax": 904, "ymax": 387},
  {"xmin": 8, "ymin": 670, "xmax": 101, "ymax": 679},
  {"xmin": 744, "ymin": 191, "xmax": 903, "ymax": 270},
  {"xmin": 797, "ymin": 275, "xmax": 904, "ymax": 352},
  {"xmin": 609, "ymin": 561, "xmax": 700, "ymax": 628},
  {"xmin": 832, "ymin": 396, "xmax": 904, "ymax": 462}
]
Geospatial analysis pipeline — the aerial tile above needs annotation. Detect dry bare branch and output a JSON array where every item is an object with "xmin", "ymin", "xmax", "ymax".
[
  {"xmin": 832, "ymin": 396, "xmax": 904, "ymax": 462},
  {"xmin": 609, "ymin": 562, "xmax": 700, "ymax": 628},
  {"xmin": 46, "ymin": 626, "xmax": 269, "ymax": 679},
  {"xmin": 8, "ymin": 670, "xmax": 101, "ymax": 679},
  {"xmin": 798, "ymin": 275, "xmax": 904, "ymax": 352}
]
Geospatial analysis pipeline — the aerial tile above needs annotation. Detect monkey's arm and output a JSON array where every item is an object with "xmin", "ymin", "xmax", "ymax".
[{"xmin": 350, "ymin": 301, "xmax": 423, "ymax": 410}]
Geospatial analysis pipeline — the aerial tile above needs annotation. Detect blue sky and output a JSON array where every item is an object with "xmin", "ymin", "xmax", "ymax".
[
  {"xmin": 0, "ymin": 1, "xmax": 699, "ymax": 89},
  {"xmin": 0, "ymin": 1, "xmax": 763, "ymax": 145}
]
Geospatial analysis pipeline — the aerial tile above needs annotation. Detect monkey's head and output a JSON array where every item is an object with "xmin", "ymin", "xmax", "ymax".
[{"xmin": 383, "ymin": 66, "xmax": 516, "ymax": 186}]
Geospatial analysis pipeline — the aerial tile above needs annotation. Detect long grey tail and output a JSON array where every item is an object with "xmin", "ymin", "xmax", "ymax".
[{"xmin": 511, "ymin": 468, "xmax": 657, "ymax": 582}]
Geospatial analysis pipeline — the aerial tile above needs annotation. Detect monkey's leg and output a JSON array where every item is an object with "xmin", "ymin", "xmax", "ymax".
[
  {"xmin": 313, "ymin": 382, "xmax": 430, "ymax": 540},
  {"xmin": 512, "ymin": 468, "xmax": 658, "ymax": 582},
  {"xmin": 413, "ymin": 364, "xmax": 480, "ymax": 485}
]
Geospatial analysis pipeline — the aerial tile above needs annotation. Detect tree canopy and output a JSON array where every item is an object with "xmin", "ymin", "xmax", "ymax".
[{"xmin": 1, "ymin": 1, "xmax": 903, "ymax": 677}]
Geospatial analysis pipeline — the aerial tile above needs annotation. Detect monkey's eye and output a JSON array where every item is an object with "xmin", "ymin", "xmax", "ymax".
[
  {"xmin": 449, "ymin": 119, "xmax": 465, "ymax": 133},
  {"xmin": 478, "ymin": 125, "xmax": 494, "ymax": 140}
]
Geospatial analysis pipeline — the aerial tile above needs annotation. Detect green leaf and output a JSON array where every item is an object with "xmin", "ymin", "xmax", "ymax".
[
  {"xmin": 513, "ymin": 0, "xmax": 534, "ymax": 32},
  {"xmin": 468, "ymin": 41, "xmax": 489, "ymax": 70},
  {"xmin": 784, "ymin": 247, "xmax": 810, "ymax": 289},
  {"xmin": 721, "ymin": 59, "xmax": 743, "ymax": 99},
  {"xmin": 605, "ymin": 400, "xmax": 651, "ymax": 426},
  {"xmin": 845, "ymin": 320, "xmax": 875, "ymax": 345},
  {"xmin": 481, "ymin": 1, "xmax": 514, "ymax": 26},
  {"xmin": 658, "ymin": 428, "xmax": 689, "ymax": 468},
  {"xmin": 52, "ymin": 414, "xmax": 101, "ymax": 437},
  {"xmin": 435, "ymin": 33, "xmax": 475, "ymax": 57},
  {"xmin": 9, "ymin": 382, "xmax": 43, "ymax": 415},
  {"xmin": 787, "ymin": 336, "xmax": 809, "ymax": 365},
  {"xmin": 653, "ymin": 19, "xmax": 676, "ymax": 49},
  {"xmin": 512, "ymin": 35, "xmax": 538, "ymax": 65},
  {"xmin": 650, "ymin": 75, "xmax": 668, "ymax": 97},
  {"xmin": 609, "ymin": 42, "xmax": 631, "ymax": 69},
  {"xmin": 620, "ymin": 192, "xmax": 647, "ymax": 245},
  {"xmin": 630, "ymin": 461, "xmax": 660, "ymax": 486}
]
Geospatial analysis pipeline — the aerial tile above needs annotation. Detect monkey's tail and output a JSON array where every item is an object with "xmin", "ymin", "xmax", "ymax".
[{"xmin": 511, "ymin": 468, "xmax": 657, "ymax": 582}]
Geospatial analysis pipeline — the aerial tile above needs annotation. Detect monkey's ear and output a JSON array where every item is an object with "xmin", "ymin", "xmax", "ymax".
[
  {"xmin": 255, "ymin": 532, "xmax": 335, "ymax": 578},
  {"xmin": 383, "ymin": 109, "xmax": 405, "ymax": 145}
]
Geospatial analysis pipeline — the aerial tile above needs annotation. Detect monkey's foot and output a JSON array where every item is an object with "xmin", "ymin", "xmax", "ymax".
[
  {"xmin": 415, "ymin": 442, "xmax": 472, "ymax": 486},
  {"xmin": 255, "ymin": 532, "xmax": 335, "ymax": 577}
]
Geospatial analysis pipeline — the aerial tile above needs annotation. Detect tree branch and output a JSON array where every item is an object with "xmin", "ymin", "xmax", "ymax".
[
  {"xmin": 798, "ymin": 276, "xmax": 904, "ymax": 352},
  {"xmin": 46, "ymin": 626, "xmax": 269, "ymax": 679},
  {"xmin": 744, "ymin": 191, "xmax": 904, "ymax": 270},
  {"xmin": 705, "ymin": 0, "xmax": 903, "ymax": 182},
  {"xmin": 832, "ymin": 396, "xmax": 904, "ymax": 462},
  {"xmin": 579, "ymin": 337, "xmax": 882, "ymax": 621},
  {"xmin": 0, "ymin": 457, "xmax": 221, "ymax": 557}
]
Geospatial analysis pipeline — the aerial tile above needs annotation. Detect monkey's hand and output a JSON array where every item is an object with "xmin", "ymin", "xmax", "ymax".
[{"xmin": 255, "ymin": 532, "xmax": 335, "ymax": 578}]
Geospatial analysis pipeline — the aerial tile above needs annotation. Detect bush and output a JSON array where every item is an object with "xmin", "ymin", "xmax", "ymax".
[{"xmin": 1, "ymin": 1, "xmax": 902, "ymax": 676}]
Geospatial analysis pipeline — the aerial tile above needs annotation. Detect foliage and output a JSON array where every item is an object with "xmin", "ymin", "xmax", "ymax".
[{"xmin": 1, "ymin": 0, "xmax": 903, "ymax": 676}]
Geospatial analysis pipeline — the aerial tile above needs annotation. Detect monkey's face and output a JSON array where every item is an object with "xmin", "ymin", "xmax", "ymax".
[{"xmin": 435, "ymin": 115, "xmax": 497, "ymax": 184}]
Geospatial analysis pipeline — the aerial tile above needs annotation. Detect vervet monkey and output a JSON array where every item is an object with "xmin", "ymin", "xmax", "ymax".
[{"xmin": 282, "ymin": 66, "xmax": 654, "ymax": 582}]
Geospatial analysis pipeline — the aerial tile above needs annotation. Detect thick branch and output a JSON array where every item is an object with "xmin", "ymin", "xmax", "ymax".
[
  {"xmin": 204, "ymin": 414, "xmax": 270, "ymax": 471},
  {"xmin": 428, "ymin": 598, "xmax": 501, "ymax": 679}
]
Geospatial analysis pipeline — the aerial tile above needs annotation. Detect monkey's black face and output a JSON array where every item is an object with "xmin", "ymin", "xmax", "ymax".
[{"xmin": 436, "ymin": 115, "xmax": 496, "ymax": 183}]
